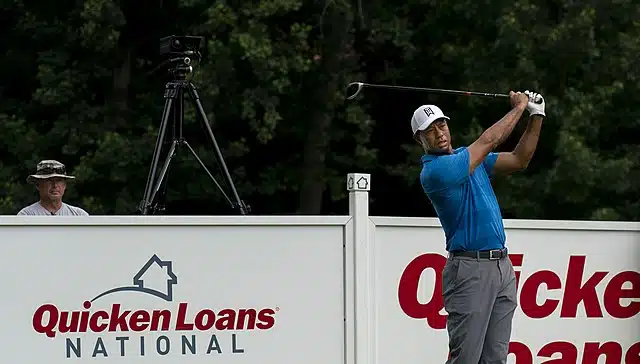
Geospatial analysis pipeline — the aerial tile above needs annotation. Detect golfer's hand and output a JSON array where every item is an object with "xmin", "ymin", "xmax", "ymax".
[
  {"xmin": 509, "ymin": 91, "xmax": 528, "ymax": 110},
  {"xmin": 524, "ymin": 90, "xmax": 545, "ymax": 117}
]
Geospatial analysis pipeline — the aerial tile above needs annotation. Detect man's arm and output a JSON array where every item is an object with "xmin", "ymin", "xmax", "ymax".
[
  {"xmin": 492, "ymin": 91, "xmax": 546, "ymax": 175},
  {"xmin": 466, "ymin": 91, "xmax": 528, "ymax": 174},
  {"xmin": 492, "ymin": 115, "xmax": 543, "ymax": 174}
]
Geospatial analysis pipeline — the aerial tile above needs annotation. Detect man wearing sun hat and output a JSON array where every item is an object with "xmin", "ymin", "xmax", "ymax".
[{"xmin": 17, "ymin": 160, "xmax": 89, "ymax": 216}]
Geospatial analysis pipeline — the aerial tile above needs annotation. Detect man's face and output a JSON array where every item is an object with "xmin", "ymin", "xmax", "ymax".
[
  {"xmin": 36, "ymin": 178, "xmax": 67, "ymax": 200},
  {"xmin": 421, "ymin": 119, "xmax": 452, "ymax": 151}
]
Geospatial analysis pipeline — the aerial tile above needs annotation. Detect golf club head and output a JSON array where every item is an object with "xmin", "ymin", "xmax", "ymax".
[{"xmin": 345, "ymin": 82, "xmax": 364, "ymax": 100}]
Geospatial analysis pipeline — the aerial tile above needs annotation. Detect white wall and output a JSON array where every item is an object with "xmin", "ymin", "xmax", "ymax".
[
  {"xmin": 369, "ymin": 217, "xmax": 640, "ymax": 364},
  {"xmin": 0, "ymin": 173, "xmax": 638, "ymax": 364}
]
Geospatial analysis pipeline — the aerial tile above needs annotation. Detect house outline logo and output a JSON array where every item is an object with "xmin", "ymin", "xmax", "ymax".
[{"xmin": 89, "ymin": 254, "xmax": 178, "ymax": 302}]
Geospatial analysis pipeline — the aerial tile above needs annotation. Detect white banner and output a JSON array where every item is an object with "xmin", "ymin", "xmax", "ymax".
[
  {"xmin": 376, "ymin": 225, "xmax": 640, "ymax": 364},
  {"xmin": 1, "ymin": 192, "xmax": 638, "ymax": 364},
  {"xmin": 1, "ymin": 223, "xmax": 347, "ymax": 363}
]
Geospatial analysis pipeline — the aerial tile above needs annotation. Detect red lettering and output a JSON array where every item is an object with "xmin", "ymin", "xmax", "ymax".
[
  {"xmin": 236, "ymin": 309, "xmax": 257, "ymax": 329},
  {"xmin": 509, "ymin": 254, "xmax": 524, "ymax": 293},
  {"xmin": 399, "ymin": 253, "xmax": 638, "ymax": 323},
  {"xmin": 538, "ymin": 341, "xmax": 577, "ymax": 363},
  {"xmin": 150, "ymin": 309, "xmax": 171, "ymax": 331},
  {"xmin": 175, "ymin": 302, "xmax": 194, "ymax": 330},
  {"xmin": 32, "ymin": 303, "xmax": 277, "ymax": 336},
  {"xmin": 216, "ymin": 309, "xmax": 238, "ymax": 330},
  {"xmin": 107, "ymin": 304, "xmax": 130, "ymax": 331},
  {"xmin": 195, "ymin": 309, "xmax": 216, "ymax": 330},
  {"xmin": 604, "ymin": 271, "xmax": 640, "ymax": 319},
  {"xmin": 79, "ymin": 311, "xmax": 89, "ymax": 332},
  {"xmin": 129, "ymin": 310, "xmax": 150, "ymax": 331},
  {"xmin": 520, "ymin": 270, "xmax": 562, "ymax": 318},
  {"xmin": 58, "ymin": 311, "xmax": 80, "ymax": 333},
  {"xmin": 88, "ymin": 310, "xmax": 108, "ymax": 332},
  {"xmin": 583, "ymin": 342, "xmax": 623, "ymax": 364},
  {"xmin": 626, "ymin": 342, "xmax": 640, "ymax": 364},
  {"xmin": 561, "ymin": 256, "xmax": 607, "ymax": 318},
  {"xmin": 508, "ymin": 341, "xmax": 639, "ymax": 364},
  {"xmin": 79, "ymin": 302, "xmax": 91, "ymax": 332},
  {"xmin": 509, "ymin": 341, "xmax": 533, "ymax": 364},
  {"xmin": 257, "ymin": 309, "xmax": 276, "ymax": 329},
  {"xmin": 32, "ymin": 304, "xmax": 59, "ymax": 338},
  {"xmin": 397, "ymin": 253, "xmax": 447, "ymax": 329}
]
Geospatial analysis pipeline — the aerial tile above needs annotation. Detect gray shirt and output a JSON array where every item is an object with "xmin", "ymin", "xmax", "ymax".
[{"xmin": 17, "ymin": 202, "xmax": 89, "ymax": 216}]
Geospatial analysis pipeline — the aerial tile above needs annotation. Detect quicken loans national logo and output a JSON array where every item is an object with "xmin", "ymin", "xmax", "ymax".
[{"xmin": 31, "ymin": 255, "xmax": 279, "ymax": 359}]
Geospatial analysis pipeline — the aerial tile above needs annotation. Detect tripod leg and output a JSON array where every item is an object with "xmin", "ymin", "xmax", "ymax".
[
  {"xmin": 186, "ymin": 83, "xmax": 248, "ymax": 215},
  {"xmin": 181, "ymin": 140, "xmax": 234, "ymax": 206},
  {"xmin": 148, "ymin": 139, "xmax": 179, "ymax": 209},
  {"xmin": 157, "ymin": 86, "xmax": 182, "ymax": 211},
  {"xmin": 141, "ymin": 97, "xmax": 174, "ymax": 214}
]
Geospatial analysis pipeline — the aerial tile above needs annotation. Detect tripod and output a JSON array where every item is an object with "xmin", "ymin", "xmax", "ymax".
[{"xmin": 139, "ymin": 58, "xmax": 248, "ymax": 215}]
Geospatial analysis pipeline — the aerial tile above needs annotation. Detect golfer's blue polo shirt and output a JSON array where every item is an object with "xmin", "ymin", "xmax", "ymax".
[{"xmin": 420, "ymin": 147, "xmax": 506, "ymax": 252}]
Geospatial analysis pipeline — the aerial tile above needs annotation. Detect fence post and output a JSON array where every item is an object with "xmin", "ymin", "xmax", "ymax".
[{"xmin": 347, "ymin": 173, "xmax": 373, "ymax": 364}]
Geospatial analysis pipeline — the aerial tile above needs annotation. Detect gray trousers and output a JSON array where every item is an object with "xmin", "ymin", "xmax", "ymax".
[{"xmin": 442, "ymin": 254, "xmax": 517, "ymax": 363}]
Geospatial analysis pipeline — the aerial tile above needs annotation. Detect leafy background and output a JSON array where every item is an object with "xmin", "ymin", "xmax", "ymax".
[{"xmin": 1, "ymin": 0, "xmax": 638, "ymax": 220}]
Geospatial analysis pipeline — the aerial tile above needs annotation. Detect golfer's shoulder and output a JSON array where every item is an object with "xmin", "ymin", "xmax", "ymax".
[
  {"xmin": 424, "ymin": 148, "xmax": 468, "ymax": 168},
  {"xmin": 452, "ymin": 146, "xmax": 468, "ymax": 155},
  {"xmin": 421, "ymin": 148, "xmax": 467, "ymax": 181}
]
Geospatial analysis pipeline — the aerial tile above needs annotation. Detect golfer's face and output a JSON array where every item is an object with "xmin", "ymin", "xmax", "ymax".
[
  {"xmin": 38, "ymin": 178, "xmax": 66, "ymax": 199},
  {"xmin": 426, "ymin": 119, "xmax": 450, "ymax": 150}
]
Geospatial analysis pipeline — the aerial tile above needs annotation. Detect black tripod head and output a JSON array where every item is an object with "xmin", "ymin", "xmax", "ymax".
[
  {"xmin": 159, "ymin": 35, "xmax": 204, "ymax": 81},
  {"xmin": 168, "ymin": 56, "xmax": 195, "ymax": 80}
]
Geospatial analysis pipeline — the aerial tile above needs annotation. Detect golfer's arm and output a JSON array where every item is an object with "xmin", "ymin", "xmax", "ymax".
[
  {"xmin": 466, "ymin": 105, "xmax": 526, "ymax": 173},
  {"xmin": 490, "ymin": 114, "xmax": 544, "ymax": 174},
  {"xmin": 511, "ymin": 115, "xmax": 543, "ymax": 167}
]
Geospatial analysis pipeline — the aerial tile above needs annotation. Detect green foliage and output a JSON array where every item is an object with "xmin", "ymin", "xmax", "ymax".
[{"xmin": 0, "ymin": 0, "xmax": 637, "ymax": 220}]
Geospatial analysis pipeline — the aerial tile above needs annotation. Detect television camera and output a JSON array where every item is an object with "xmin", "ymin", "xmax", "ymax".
[
  {"xmin": 138, "ymin": 35, "xmax": 249, "ymax": 215},
  {"xmin": 159, "ymin": 35, "xmax": 205, "ymax": 80}
]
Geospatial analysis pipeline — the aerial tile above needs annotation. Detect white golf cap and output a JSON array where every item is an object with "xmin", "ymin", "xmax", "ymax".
[{"xmin": 411, "ymin": 104, "xmax": 450, "ymax": 135}]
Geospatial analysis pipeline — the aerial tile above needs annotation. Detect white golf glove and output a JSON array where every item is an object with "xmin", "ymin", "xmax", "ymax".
[{"xmin": 524, "ymin": 90, "xmax": 545, "ymax": 117}]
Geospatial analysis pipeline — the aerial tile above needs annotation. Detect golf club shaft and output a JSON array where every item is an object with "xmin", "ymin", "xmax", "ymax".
[{"xmin": 346, "ymin": 82, "xmax": 510, "ymax": 100}]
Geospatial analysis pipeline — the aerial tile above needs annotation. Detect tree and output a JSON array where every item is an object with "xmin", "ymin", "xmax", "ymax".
[{"xmin": 0, "ymin": 0, "xmax": 637, "ymax": 221}]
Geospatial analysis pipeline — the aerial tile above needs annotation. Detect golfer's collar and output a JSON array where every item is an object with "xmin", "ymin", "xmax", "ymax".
[
  {"xmin": 421, "ymin": 148, "xmax": 458, "ymax": 162},
  {"xmin": 427, "ymin": 148, "xmax": 451, "ymax": 156},
  {"xmin": 421, "ymin": 153, "xmax": 439, "ymax": 163}
]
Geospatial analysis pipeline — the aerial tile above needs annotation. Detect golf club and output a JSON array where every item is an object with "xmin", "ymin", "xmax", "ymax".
[{"xmin": 346, "ymin": 82, "xmax": 528, "ymax": 101}]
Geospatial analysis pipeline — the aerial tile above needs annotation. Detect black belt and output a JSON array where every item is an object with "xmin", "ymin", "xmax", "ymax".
[{"xmin": 450, "ymin": 248, "xmax": 508, "ymax": 260}]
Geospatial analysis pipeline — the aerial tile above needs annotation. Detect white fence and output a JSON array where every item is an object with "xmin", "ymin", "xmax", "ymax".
[{"xmin": 1, "ymin": 173, "xmax": 638, "ymax": 364}]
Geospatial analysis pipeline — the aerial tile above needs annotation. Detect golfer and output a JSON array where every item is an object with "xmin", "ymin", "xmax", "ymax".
[{"xmin": 412, "ymin": 91, "xmax": 545, "ymax": 363}]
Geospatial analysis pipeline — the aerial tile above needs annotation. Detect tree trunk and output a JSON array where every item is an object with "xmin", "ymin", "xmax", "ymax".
[
  {"xmin": 112, "ymin": 45, "xmax": 132, "ymax": 127},
  {"xmin": 298, "ymin": 3, "xmax": 352, "ymax": 214}
]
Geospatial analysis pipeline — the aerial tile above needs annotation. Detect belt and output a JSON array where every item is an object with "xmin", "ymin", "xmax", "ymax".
[{"xmin": 450, "ymin": 248, "xmax": 508, "ymax": 260}]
